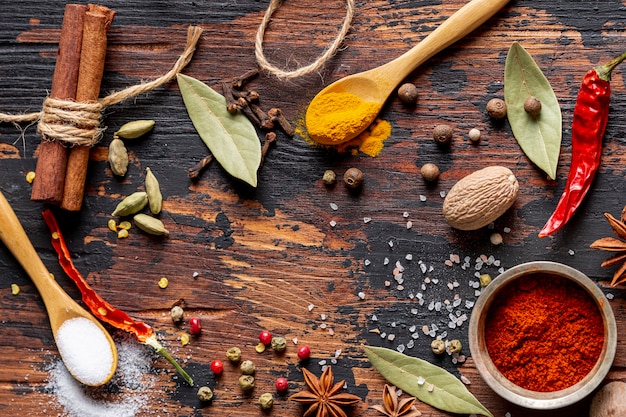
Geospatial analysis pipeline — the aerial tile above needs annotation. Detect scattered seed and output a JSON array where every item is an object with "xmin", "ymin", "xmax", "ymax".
[
  {"xmin": 25, "ymin": 171, "xmax": 36, "ymax": 184},
  {"xmin": 180, "ymin": 333, "xmax": 190, "ymax": 346},
  {"xmin": 117, "ymin": 229, "xmax": 129, "ymax": 239},
  {"xmin": 490, "ymin": 232, "xmax": 503, "ymax": 245},
  {"xmin": 255, "ymin": 342, "xmax": 266, "ymax": 353},
  {"xmin": 11, "ymin": 283, "xmax": 20, "ymax": 295},
  {"xmin": 107, "ymin": 219, "xmax": 117, "ymax": 232},
  {"xmin": 158, "ymin": 277, "xmax": 169, "ymax": 289}
]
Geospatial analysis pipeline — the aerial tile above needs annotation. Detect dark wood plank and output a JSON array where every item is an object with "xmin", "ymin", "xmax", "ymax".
[{"xmin": 1, "ymin": 1, "xmax": 625, "ymax": 416}]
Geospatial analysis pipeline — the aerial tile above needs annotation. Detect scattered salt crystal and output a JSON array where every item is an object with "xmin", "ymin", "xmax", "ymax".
[
  {"xmin": 417, "ymin": 376, "xmax": 425, "ymax": 385},
  {"xmin": 384, "ymin": 257, "xmax": 390, "ymax": 265},
  {"xmin": 409, "ymin": 325, "xmax": 416, "ymax": 332},
  {"xmin": 385, "ymin": 280, "xmax": 391, "ymax": 287},
  {"xmin": 320, "ymin": 314, "xmax": 326, "ymax": 320},
  {"xmin": 432, "ymin": 279, "xmax": 439, "ymax": 284},
  {"xmin": 371, "ymin": 314, "xmax": 378, "ymax": 321},
  {"xmin": 403, "ymin": 211, "xmax": 409, "ymax": 218},
  {"xmin": 192, "ymin": 271, "xmax": 199, "ymax": 278},
  {"xmin": 396, "ymin": 344, "xmax": 406, "ymax": 353},
  {"xmin": 503, "ymin": 227, "xmax": 511, "ymax": 233},
  {"xmin": 407, "ymin": 340, "xmax": 415, "ymax": 348},
  {"xmin": 358, "ymin": 291, "xmax": 365, "ymax": 300},
  {"xmin": 406, "ymin": 221, "xmax": 413, "ymax": 229},
  {"xmin": 308, "ymin": 303, "xmax": 315, "ymax": 311},
  {"xmin": 447, "ymin": 283, "xmax": 454, "ymax": 290},
  {"xmin": 320, "ymin": 323, "xmax": 327, "ymax": 329},
  {"xmin": 420, "ymin": 195, "xmax": 427, "ymax": 201},
  {"xmin": 422, "ymin": 325, "xmax": 429, "ymax": 334},
  {"xmin": 465, "ymin": 300, "xmax": 475, "ymax": 308},
  {"xmin": 607, "ymin": 293, "xmax": 615, "ymax": 300},
  {"xmin": 427, "ymin": 384, "xmax": 434, "ymax": 392},
  {"xmin": 292, "ymin": 338, "xmax": 299, "ymax": 344},
  {"xmin": 330, "ymin": 220, "xmax": 337, "ymax": 227},
  {"xmin": 335, "ymin": 349, "xmax": 342, "ymax": 357},
  {"xmin": 405, "ymin": 254, "xmax": 413, "ymax": 261},
  {"xmin": 411, "ymin": 333, "xmax": 419, "ymax": 339},
  {"xmin": 397, "ymin": 285, "xmax": 404, "ymax": 290},
  {"xmin": 440, "ymin": 191, "xmax": 446, "ymax": 198},
  {"xmin": 505, "ymin": 412, "xmax": 512, "ymax": 417},
  {"xmin": 330, "ymin": 202, "xmax": 338, "ymax": 210},
  {"xmin": 388, "ymin": 240, "xmax": 394, "ymax": 248},
  {"xmin": 460, "ymin": 375, "xmax": 471, "ymax": 385},
  {"xmin": 420, "ymin": 263, "xmax": 427, "ymax": 274},
  {"xmin": 364, "ymin": 259, "xmax": 371, "ymax": 266},
  {"xmin": 380, "ymin": 332, "xmax": 387, "ymax": 339},
  {"xmin": 363, "ymin": 217, "xmax": 372, "ymax": 223},
  {"xmin": 569, "ymin": 249, "xmax": 575, "ymax": 255},
  {"xmin": 318, "ymin": 360, "xmax": 327, "ymax": 366},
  {"xmin": 387, "ymin": 334, "xmax": 396, "ymax": 341},
  {"xmin": 444, "ymin": 260, "xmax": 453, "ymax": 267},
  {"xmin": 410, "ymin": 308, "xmax": 418, "ymax": 315}
]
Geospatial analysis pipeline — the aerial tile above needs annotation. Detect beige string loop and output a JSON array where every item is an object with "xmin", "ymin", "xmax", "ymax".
[
  {"xmin": 255, "ymin": 0, "xmax": 355, "ymax": 79},
  {"xmin": 0, "ymin": 25, "xmax": 203, "ymax": 147}
]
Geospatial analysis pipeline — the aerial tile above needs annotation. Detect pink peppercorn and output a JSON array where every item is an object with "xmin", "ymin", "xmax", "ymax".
[
  {"xmin": 297, "ymin": 345, "xmax": 311, "ymax": 360},
  {"xmin": 275, "ymin": 377, "xmax": 289, "ymax": 392},
  {"xmin": 259, "ymin": 330, "xmax": 272, "ymax": 345},
  {"xmin": 210, "ymin": 359, "xmax": 224, "ymax": 375},
  {"xmin": 189, "ymin": 317, "xmax": 202, "ymax": 335}
]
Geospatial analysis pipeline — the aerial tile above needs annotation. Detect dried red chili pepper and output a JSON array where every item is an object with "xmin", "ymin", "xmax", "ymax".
[
  {"xmin": 42, "ymin": 209, "xmax": 194, "ymax": 386},
  {"xmin": 539, "ymin": 52, "xmax": 626, "ymax": 238}
]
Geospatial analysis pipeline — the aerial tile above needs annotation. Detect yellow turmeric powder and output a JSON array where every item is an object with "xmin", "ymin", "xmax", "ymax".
[
  {"xmin": 337, "ymin": 119, "xmax": 392, "ymax": 157},
  {"xmin": 305, "ymin": 91, "xmax": 380, "ymax": 145}
]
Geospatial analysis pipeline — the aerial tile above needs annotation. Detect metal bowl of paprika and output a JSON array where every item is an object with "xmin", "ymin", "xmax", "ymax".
[{"xmin": 469, "ymin": 261, "xmax": 616, "ymax": 410}]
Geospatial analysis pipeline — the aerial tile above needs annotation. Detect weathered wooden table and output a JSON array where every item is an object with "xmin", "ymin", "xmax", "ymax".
[{"xmin": 1, "ymin": 1, "xmax": 625, "ymax": 416}]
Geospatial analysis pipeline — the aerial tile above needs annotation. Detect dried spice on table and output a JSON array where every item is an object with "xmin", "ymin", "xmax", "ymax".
[
  {"xmin": 372, "ymin": 384, "xmax": 421, "ymax": 417},
  {"xmin": 364, "ymin": 346, "xmax": 493, "ymax": 417},
  {"xmin": 504, "ymin": 42, "xmax": 562, "ymax": 180},
  {"xmin": 41, "ymin": 209, "xmax": 193, "ymax": 386},
  {"xmin": 590, "ymin": 206, "xmax": 626, "ymax": 286},
  {"xmin": 539, "ymin": 51, "xmax": 626, "ymax": 237},
  {"xmin": 289, "ymin": 366, "xmax": 360, "ymax": 417}
]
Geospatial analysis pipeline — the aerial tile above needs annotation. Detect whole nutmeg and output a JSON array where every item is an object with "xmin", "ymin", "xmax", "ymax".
[
  {"xmin": 420, "ymin": 163, "xmax": 440, "ymax": 183},
  {"xmin": 590, "ymin": 381, "xmax": 626, "ymax": 417},
  {"xmin": 397, "ymin": 82, "xmax": 419, "ymax": 104},
  {"xmin": 343, "ymin": 167, "xmax": 364, "ymax": 190},
  {"xmin": 432, "ymin": 124, "xmax": 453, "ymax": 145},
  {"xmin": 486, "ymin": 98, "xmax": 507, "ymax": 119},
  {"xmin": 524, "ymin": 96, "xmax": 542, "ymax": 117}
]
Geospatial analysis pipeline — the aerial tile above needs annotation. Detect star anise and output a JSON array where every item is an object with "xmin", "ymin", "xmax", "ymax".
[
  {"xmin": 289, "ymin": 366, "xmax": 361, "ymax": 417},
  {"xmin": 372, "ymin": 384, "xmax": 422, "ymax": 417},
  {"xmin": 590, "ymin": 206, "xmax": 626, "ymax": 286}
]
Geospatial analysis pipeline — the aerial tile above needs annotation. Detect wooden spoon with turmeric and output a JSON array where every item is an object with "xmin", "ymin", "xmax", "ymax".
[{"xmin": 305, "ymin": 0, "xmax": 510, "ymax": 145}]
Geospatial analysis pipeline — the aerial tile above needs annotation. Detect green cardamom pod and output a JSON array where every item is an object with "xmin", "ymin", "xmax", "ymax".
[
  {"xmin": 133, "ymin": 213, "xmax": 169, "ymax": 236},
  {"xmin": 145, "ymin": 167, "xmax": 163, "ymax": 214},
  {"xmin": 111, "ymin": 192, "xmax": 148, "ymax": 217},
  {"xmin": 108, "ymin": 138, "xmax": 129, "ymax": 176},
  {"xmin": 114, "ymin": 120, "xmax": 155, "ymax": 140}
]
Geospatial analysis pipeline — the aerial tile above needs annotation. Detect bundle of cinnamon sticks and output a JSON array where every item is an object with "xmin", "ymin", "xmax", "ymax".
[{"xmin": 31, "ymin": 4, "xmax": 115, "ymax": 211}]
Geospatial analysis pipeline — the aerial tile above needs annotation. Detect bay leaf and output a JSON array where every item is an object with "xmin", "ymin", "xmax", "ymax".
[
  {"xmin": 504, "ymin": 42, "xmax": 562, "ymax": 180},
  {"xmin": 177, "ymin": 73, "xmax": 261, "ymax": 187},
  {"xmin": 364, "ymin": 345, "xmax": 493, "ymax": 417}
]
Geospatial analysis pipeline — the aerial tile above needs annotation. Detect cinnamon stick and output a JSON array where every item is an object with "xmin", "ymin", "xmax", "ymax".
[
  {"xmin": 31, "ymin": 4, "xmax": 87, "ymax": 204},
  {"xmin": 61, "ymin": 5, "xmax": 115, "ymax": 211}
]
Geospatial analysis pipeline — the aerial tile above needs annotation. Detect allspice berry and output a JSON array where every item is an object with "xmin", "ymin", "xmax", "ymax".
[
  {"xmin": 397, "ymin": 82, "xmax": 419, "ymax": 105},
  {"xmin": 524, "ymin": 96, "xmax": 542, "ymax": 117},
  {"xmin": 432, "ymin": 124, "xmax": 453, "ymax": 145},
  {"xmin": 343, "ymin": 167, "xmax": 364, "ymax": 190},
  {"xmin": 420, "ymin": 163, "xmax": 440, "ymax": 183},
  {"xmin": 486, "ymin": 98, "xmax": 507, "ymax": 119}
]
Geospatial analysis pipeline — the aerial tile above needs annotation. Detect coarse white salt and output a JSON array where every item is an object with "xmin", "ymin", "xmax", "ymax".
[
  {"xmin": 406, "ymin": 221, "xmax": 413, "ymax": 229},
  {"xmin": 607, "ymin": 293, "xmax": 614, "ymax": 300},
  {"xmin": 192, "ymin": 271, "xmax": 199, "ymax": 278},
  {"xmin": 330, "ymin": 202, "xmax": 338, "ymax": 210},
  {"xmin": 460, "ymin": 375, "xmax": 471, "ymax": 385},
  {"xmin": 405, "ymin": 254, "xmax": 413, "ymax": 261},
  {"xmin": 383, "ymin": 257, "xmax": 390, "ymax": 266},
  {"xmin": 440, "ymin": 191, "xmax": 446, "ymax": 198},
  {"xmin": 397, "ymin": 344, "xmax": 405, "ymax": 353},
  {"xmin": 569, "ymin": 249, "xmax": 575, "ymax": 255},
  {"xmin": 364, "ymin": 259, "xmax": 371, "ymax": 266},
  {"xmin": 358, "ymin": 291, "xmax": 365, "ymax": 300},
  {"xmin": 55, "ymin": 317, "xmax": 115, "ymax": 386},
  {"xmin": 363, "ymin": 217, "xmax": 372, "ymax": 223},
  {"xmin": 417, "ymin": 376, "xmax": 425, "ymax": 385},
  {"xmin": 329, "ymin": 220, "xmax": 337, "ymax": 227},
  {"xmin": 308, "ymin": 303, "xmax": 315, "ymax": 311},
  {"xmin": 403, "ymin": 211, "xmax": 409, "ymax": 218},
  {"xmin": 419, "ymin": 195, "xmax": 427, "ymax": 201}
]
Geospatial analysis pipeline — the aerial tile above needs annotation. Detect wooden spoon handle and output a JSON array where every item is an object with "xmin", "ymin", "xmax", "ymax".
[
  {"xmin": 388, "ymin": 0, "xmax": 509, "ymax": 81},
  {"xmin": 0, "ymin": 192, "xmax": 66, "ymax": 308}
]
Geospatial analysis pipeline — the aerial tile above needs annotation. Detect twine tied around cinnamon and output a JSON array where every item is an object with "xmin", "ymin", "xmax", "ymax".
[
  {"xmin": 0, "ymin": 25, "xmax": 203, "ymax": 148},
  {"xmin": 255, "ymin": 0, "xmax": 355, "ymax": 79}
]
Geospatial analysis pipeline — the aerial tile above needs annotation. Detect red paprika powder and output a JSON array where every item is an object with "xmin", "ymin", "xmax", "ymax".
[{"xmin": 484, "ymin": 273, "xmax": 604, "ymax": 392}]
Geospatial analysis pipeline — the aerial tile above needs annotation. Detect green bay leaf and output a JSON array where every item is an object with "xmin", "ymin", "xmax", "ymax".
[
  {"xmin": 177, "ymin": 73, "xmax": 261, "ymax": 187},
  {"xmin": 504, "ymin": 42, "xmax": 562, "ymax": 180},
  {"xmin": 364, "ymin": 346, "xmax": 493, "ymax": 417}
]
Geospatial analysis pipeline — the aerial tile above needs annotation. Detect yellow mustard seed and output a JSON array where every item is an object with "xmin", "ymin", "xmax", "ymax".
[
  {"xmin": 107, "ymin": 219, "xmax": 118, "ymax": 232},
  {"xmin": 118, "ymin": 221, "xmax": 132, "ymax": 230},
  {"xmin": 158, "ymin": 277, "xmax": 169, "ymax": 289},
  {"xmin": 180, "ymin": 333, "xmax": 190, "ymax": 346},
  {"xmin": 25, "ymin": 171, "xmax": 36, "ymax": 184},
  {"xmin": 255, "ymin": 342, "xmax": 266, "ymax": 353},
  {"xmin": 117, "ymin": 229, "xmax": 129, "ymax": 239},
  {"xmin": 11, "ymin": 283, "xmax": 20, "ymax": 295}
]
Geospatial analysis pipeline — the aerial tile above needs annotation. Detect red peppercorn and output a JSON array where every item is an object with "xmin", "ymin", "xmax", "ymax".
[
  {"xmin": 275, "ymin": 377, "xmax": 288, "ymax": 392},
  {"xmin": 189, "ymin": 317, "xmax": 202, "ymax": 335},
  {"xmin": 297, "ymin": 345, "xmax": 311, "ymax": 360},
  {"xmin": 210, "ymin": 359, "xmax": 224, "ymax": 375},
  {"xmin": 259, "ymin": 330, "xmax": 272, "ymax": 345}
]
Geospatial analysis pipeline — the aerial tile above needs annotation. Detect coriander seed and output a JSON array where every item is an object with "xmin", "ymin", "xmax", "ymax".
[
  {"xmin": 322, "ymin": 169, "xmax": 337, "ymax": 186},
  {"xmin": 468, "ymin": 128, "xmax": 481, "ymax": 143},
  {"xmin": 170, "ymin": 305, "xmax": 184, "ymax": 322},
  {"xmin": 197, "ymin": 386, "xmax": 213, "ymax": 402},
  {"xmin": 486, "ymin": 98, "xmax": 507, "ymax": 119},
  {"xmin": 226, "ymin": 346, "xmax": 242, "ymax": 362},
  {"xmin": 397, "ymin": 82, "xmax": 419, "ymax": 104},
  {"xmin": 258, "ymin": 392, "xmax": 274, "ymax": 409},
  {"xmin": 524, "ymin": 96, "xmax": 542, "ymax": 117},
  {"xmin": 420, "ymin": 163, "xmax": 440, "ymax": 183},
  {"xmin": 239, "ymin": 375, "xmax": 255, "ymax": 391},
  {"xmin": 240, "ymin": 360, "xmax": 256, "ymax": 375},
  {"xmin": 448, "ymin": 339, "xmax": 463, "ymax": 354},
  {"xmin": 432, "ymin": 124, "xmax": 453, "ymax": 145},
  {"xmin": 343, "ymin": 167, "xmax": 364, "ymax": 190},
  {"xmin": 271, "ymin": 336, "xmax": 287, "ymax": 352},
  {"xmin": 431, "ymin": 339, "xmax": 446, "ymax": 355}
]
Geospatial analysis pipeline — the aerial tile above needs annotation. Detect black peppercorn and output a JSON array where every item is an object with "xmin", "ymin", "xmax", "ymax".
[{"xmin": 343, "ymin": 168, "xmax": 364, "ymax": 190}]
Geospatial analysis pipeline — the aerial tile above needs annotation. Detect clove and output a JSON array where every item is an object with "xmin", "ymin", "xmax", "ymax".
[
  {"xmin": 188, "ymin": 154, "xmax": 214, "ymax": 180},
  {"xmin": 232, "ymin": 69, "xmax": 259, "ymax": 89},
  {"xmin": 250, "ymin": 103, "xmax": 274, "ymax": 130},
  {"xmin": 260, "ymin": 132, "xmax": 277, "ymax": 167},
  {"xmin": 268, "ymin": 108, "xmax": 294, "ymax": 136}
]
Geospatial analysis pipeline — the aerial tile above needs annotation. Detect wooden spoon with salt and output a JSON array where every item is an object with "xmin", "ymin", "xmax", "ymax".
[
  {"xmin": 0, "ymin": 191, "xmax": 117, "ymax": 386},
  {"xmin": 306, "ymin": 0, "xmax": 510, "ymax": 145}
]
